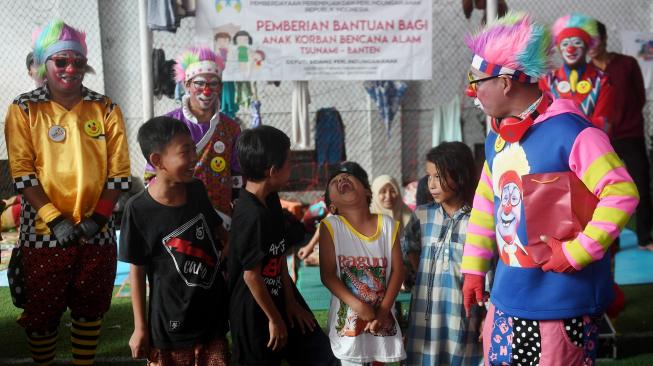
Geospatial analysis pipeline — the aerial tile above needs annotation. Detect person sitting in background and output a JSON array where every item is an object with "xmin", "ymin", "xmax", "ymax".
[
  {"xmin": 371, "ymin": 174, "xmax": 414, "ymax": 290},
  {"xmin": 298, "ymin": 200, "xmax": 329, "ymax": 266},
  {"xmin": 370, "ymin": 175, "xmax": 413, "ymax": 229}
]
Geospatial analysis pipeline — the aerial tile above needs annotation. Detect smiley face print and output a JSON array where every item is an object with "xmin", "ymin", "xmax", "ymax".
[
  {"xmin": 84, "ymin": 120, "xmax": 103, "ymax": 138},
  {"xmin": 210, "ymin": 156, "xmax": 227, "ymax": 173}
]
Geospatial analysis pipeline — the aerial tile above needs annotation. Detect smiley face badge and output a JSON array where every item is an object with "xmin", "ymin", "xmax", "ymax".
[
  {"xmin": 576, "ymin": 80, "xmax": 592, "ymax": 94},
  {"xmin": 494, "ymin": 135, "xmax": 506, "ymax": 153},
  {"xmin": 210, "ymin": 156, "xmax": 227, "ymax": 173},
  {"xmin": 84, "ymin": 120, "xmax": 103, "ymax": 138}
]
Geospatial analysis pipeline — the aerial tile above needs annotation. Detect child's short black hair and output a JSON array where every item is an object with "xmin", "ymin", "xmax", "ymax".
[
  {"xmin": 426, "ymin": 142, "xmax": 477, "ymax": 209},
  {"xmin": 324, "ymin": 161, "xmax": 371, "ymax": 208},
  {"xmin": 137, "ymin": 116, "xmax": 191, "ymax": 165},
  {"xmin": 236, "ymin": 125, "xmax": 290, "ymax": 181},
  {"xmin": 596, "ymin": 20, "xmax": 607, "ymax": 42}
]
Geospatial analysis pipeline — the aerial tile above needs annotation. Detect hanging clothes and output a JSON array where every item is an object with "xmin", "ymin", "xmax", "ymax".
[
  {"xmin": 315, "ymin": 107, "xmax": 346, "ymax": 166},
  {"xmin": 363, "ymin": 80, "xmax": 408, "ymax": 136},
  {"xmin": 152, "ymin": 48, "xmax": 176, "ymax": 99},
  {"xmin": 250, "ymin": 100, "xmax": 262, "ymax": 128},
  {"xmin": 220, "ymin": 81, "xmax": 239, "ymax": 119},
  {"xmin": 432, "ymin": 95, "xmax": 462, "ymax": 145},
  {"xmin": 147, "ymin": 0, "xmax": 179, "ymax": 32},
  {"xmin": 176, "ymin": 0, "xmax": 196, "ymax": 16},
  {"xmin": 235, "ymin": 82, "xmax": 253, "ymax": 110},
  {"xmin": 291, "ymin": 81, "xmax": 311, "ymax": 148},
  {"xmin": 250, "ymin": 82, "xmax": 262, "ymax": 127}
]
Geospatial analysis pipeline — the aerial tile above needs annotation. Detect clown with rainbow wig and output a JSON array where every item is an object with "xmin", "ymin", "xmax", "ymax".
[
  {"xmin": 461, "ymin": 12, "xmax": 638, "ymax": 365},
  {"xmin": 143, "ymin": 47, "xmax": 242, "ymax": 222},
  {"xmin": 4, "ymin": 19, "xmax": 131, "ymax": 365},
  {"xmin": 540, "ymin": 13, "xmax": 614, "ymax": 133}
]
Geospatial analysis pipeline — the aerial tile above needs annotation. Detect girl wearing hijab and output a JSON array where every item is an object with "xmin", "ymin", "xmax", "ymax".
[{"xmin": 370, "ymin": 175, "xmax": 412, "ymax": 229}]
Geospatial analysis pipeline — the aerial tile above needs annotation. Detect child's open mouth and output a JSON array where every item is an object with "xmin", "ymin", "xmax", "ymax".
[{"xmin": 337, "ymin": 179, "xmax": 353, "ymax": 194}]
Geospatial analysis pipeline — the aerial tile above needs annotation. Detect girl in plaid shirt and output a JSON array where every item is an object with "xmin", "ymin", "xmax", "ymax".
[{"xmin": 403, "ymin": 142, "xmax": 486, "ymax": 366}]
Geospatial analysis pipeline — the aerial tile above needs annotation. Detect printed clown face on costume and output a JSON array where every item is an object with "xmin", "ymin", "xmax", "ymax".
[
  {"xmin": 45, "ymin": 50, "xmax": 86, "ymax": 94},
  {"xmin": 496, "ymin": 171, "xmax": 522, "ymax": 245},
  {"xmin": 559, "ymin": 36, "xmax": 588, "ymax": 66},
  {"xmin": 187, "ymin": 74, "xmax": 221, "ymax": 114}
]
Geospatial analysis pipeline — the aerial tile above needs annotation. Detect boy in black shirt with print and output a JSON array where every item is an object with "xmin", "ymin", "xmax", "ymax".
[
  {"xmin": 229, "ymin": 125, "xmax": 337, "ymax": 366},
  {"xmin": 119, "ymin": 117, "xmax": 230, "ymax": 365}
]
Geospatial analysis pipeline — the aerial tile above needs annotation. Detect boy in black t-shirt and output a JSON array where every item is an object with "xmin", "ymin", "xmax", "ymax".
[
  {"xmin": 229, "ymin": 125, "xmax": 338, "ymax": 366},
  {"xmin": 119, "ymin": 117, "xmax": 230, "ymax": 365}
]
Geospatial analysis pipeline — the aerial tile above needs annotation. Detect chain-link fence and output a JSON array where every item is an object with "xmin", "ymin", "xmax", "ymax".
[{"xmin": 1, "ymin": 0, "xmax": 652, "ymax": 200}]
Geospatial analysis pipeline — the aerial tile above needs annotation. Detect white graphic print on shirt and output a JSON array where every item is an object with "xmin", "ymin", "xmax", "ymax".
[{"xmin": 161, "ymin": 213, "xmax": 221, "ymax": 289}]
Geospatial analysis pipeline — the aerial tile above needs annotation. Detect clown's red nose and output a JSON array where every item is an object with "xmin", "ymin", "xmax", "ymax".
[
  {"xmin": 503, "ymin": 203, "xmax": 512, "ymax": 215},
  {"xmin": 566, "ymin": 46, "xmax": 576, "ymax": 54},
  {"xmin": 466, "ymin": 86, "xmax": 476, "ymax": 98}
]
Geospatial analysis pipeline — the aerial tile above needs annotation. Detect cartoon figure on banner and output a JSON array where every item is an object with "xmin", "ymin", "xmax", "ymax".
[
  {"xmin": 233, "ymin": 30, "xmax": 253, "ymax": 75},
  {"xmin": 215, "ymin": 0, "xmax": 241, "ymax": 13},
  {"xmin": 492, "ymin": 144, "xmax": 534, "ymax": 268},
  {"xmin": 252, "ymin": 49, "xmax": 265, "ymax": 71},
  {"xmin": 213, "ymin": 32, "xmax": 231, "ymax": 61}
]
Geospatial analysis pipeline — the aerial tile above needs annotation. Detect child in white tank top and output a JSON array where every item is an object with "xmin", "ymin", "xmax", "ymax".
[{"xmin": 319, "ymin": 162, "xmax": 406, "ymax": 365}]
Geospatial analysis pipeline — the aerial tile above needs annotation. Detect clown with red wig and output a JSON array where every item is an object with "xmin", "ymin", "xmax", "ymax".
[
  {"xmin": 540, "ymin": 13, "xmax": 614, "ymax": 133},
  {"xmin": 144, "ymin": 47, "xmax": 242, "ymax": 223},
  {"xmin": 4, "ymin": 19, "xmax": 131, "ymax": 365},
  {"xmin": 462, "ymin": 12, "xmax": 638, "ymax": 365}
]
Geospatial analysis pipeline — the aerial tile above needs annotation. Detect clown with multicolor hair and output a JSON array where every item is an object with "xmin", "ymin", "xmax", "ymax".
[
  {"xmin": 462, "ymin": 12, "xmax": 638, "ymax": 365},
  {"xmin": 144, "ymin": 47, "xmax": 242, "ymax": 224},
  {"xmin": 4, "ymin": 19, "xmax": 131, "ymax": 365},
  {"xmin": 540, "ymin": 13, "xmax": 614, "ymax": 133}
]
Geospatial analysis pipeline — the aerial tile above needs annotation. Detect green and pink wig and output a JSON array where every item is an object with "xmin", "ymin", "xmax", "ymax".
[
  {"xmin": 466, "ymin": 11, "xmax": 553, "ymax": 83},
  {"xmin": 551, "ymin": 13, "xmax": 599, "ymax": 49},
  {"xmin": 174, "ymin": 47, "xmax": 225, "ymax": 83},
  {"xmin": 32, "ymin": 20, "xmax": 87, "ymax": 78}
]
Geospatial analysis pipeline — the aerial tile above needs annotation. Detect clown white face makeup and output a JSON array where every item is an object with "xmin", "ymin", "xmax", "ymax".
[
  {"xmin": 559, "ymin": 36, "xmax": 587, "ymax": 66},
  {"xmin": 473, "ymin": 98, "xmax": 485, "ymax": 112},
  {"xmin": 187, "ymin": 74, "xmax": 221, "ymax": 114},
  {"xmin": 45, "ymin": 50, "xmax": 86, "ymax": 93},
  {"xmin": 497, "ymin": 181, "xmax": 522, "ymax": 244}
]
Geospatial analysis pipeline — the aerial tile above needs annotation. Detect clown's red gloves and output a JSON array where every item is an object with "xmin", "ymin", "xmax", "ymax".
[
  {"xmin": 462, "ymin": 274, "xmax": 485, "ymax": 318},
  {"xmin": 541, "ymin": 237, "xmax": 576, "ymax": 273}
]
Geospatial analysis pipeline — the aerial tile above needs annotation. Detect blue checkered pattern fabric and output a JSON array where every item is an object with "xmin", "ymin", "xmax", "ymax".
[{"xmin": 402, "ymin": 202, "xmax": 484, "ymax": 366}]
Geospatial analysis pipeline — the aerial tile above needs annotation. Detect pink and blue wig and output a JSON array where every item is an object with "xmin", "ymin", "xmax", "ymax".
[
  {"xmin": 32, "ymin": 20, "xmax": 87, "ymax": 78},
  {"xmin": 551, "ymin": 13, "xmax": 598, "ymax": 48},
  {"xmin": 174, "ymin": 47, "xmax": 225, "ymax": 83},
  {"xmin": 465, "ymin": 11, "xmax": 553, "ymax": 83}
]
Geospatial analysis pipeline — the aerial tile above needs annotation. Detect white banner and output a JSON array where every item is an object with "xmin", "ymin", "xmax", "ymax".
[{"xmin": 195, "ymin": 0, "xmax": 432, "ymax": 81}]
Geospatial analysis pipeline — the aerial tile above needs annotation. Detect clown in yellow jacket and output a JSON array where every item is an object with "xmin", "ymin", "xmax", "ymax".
[{"xmin": 4, "ymin": 19, "xmax": 131, "ymax": 365}]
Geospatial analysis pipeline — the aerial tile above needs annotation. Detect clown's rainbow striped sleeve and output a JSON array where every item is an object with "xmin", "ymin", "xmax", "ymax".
[
  {"xmin": 461, "ymin": 161, "xmax": 497, "ymax": 275},
  {"xmin": 564, "ymin": 128, "xmax": 639, "ymax": 269}
]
